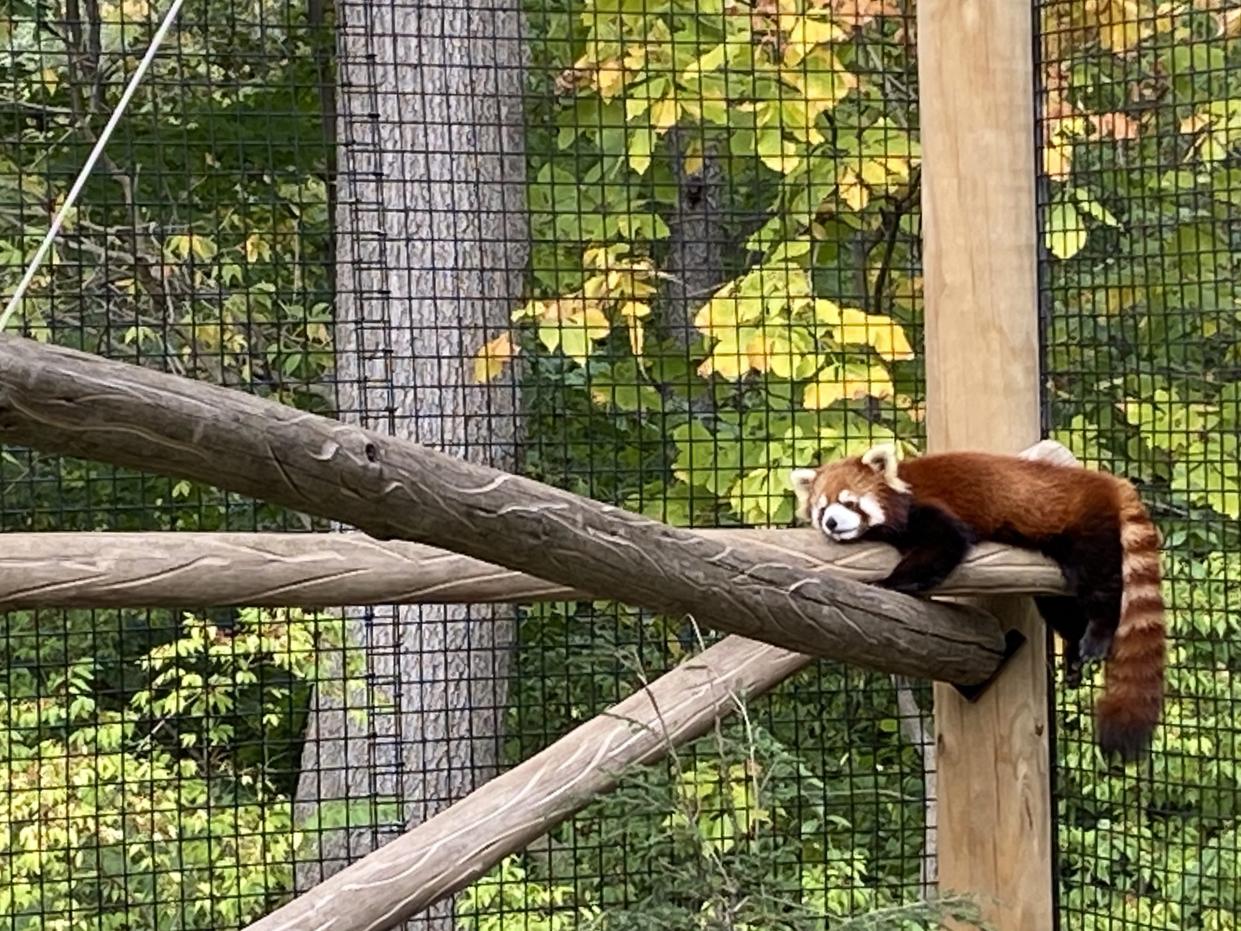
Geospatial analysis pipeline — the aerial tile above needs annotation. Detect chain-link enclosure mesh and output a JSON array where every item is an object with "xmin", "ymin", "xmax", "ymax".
[
  {"xmin": 1037, "ymin": 1, "xmax": 1241, "ymax": 927},
  {"xmin": 5, "ymin": 0, "xmax": 1236, "ymax": 926}
]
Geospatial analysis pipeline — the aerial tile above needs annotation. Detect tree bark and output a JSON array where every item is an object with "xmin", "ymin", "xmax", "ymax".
[
  {"xmin": 0, "ymin": 531, "xmax": 1068, "ymax": 610},
  {"xmin": 659, "ymin": 131, "xmax": 727, "ymax": 349},
  {"xmin": 0, "ymin": 334, "xmax": 1008, "ymax": 685},
  {"xmin": 294, "ymin": 0, "xmax": 528, "ymax": 925}
]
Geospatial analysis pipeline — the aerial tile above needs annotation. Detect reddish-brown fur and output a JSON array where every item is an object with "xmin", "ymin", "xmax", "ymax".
[{"xmin": 797, "ymin": 449, "xmax": 1166, "ymax": 761}]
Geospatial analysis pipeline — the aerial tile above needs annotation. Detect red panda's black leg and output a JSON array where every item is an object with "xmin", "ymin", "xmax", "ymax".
[
  {"xmin": 1063, "ymin": 537, "xmax": 1124, "ymax": 664},
  {"xmin": 874, "ymin": 505, "xmax": 973, "ymax": 594},
  {"xmin": 1034, "ymin": 595, "xmax": 1088, "ymax": 687},
  {"xmin": 1078, "ymin": 585, "xmax": 1122, "ymax": 662}
]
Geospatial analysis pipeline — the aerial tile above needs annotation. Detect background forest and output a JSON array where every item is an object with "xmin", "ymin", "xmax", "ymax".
[{"xmin": 1, "ymin": 0, "xmax": 1240, "ymax": 928}]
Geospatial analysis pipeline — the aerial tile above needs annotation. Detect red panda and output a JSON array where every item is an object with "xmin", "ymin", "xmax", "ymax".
[{"xmin": 790, "ymin": 444, "xmax": 1166, "ymax": 762}]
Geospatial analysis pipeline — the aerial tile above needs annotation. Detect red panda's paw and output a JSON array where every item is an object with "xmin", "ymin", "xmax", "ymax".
[
  {"xmin": 1079, "ymin": 625, "xmax": 1114, "ymax": 663},
  {"xmin": 874, "ymin": 573, "xmax": 935, "ymax": 596}
]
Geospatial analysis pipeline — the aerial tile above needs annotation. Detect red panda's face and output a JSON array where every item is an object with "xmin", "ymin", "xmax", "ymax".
[{"xmin": 790, "ymin": 446, "xmax": 909, "ymax": 542}]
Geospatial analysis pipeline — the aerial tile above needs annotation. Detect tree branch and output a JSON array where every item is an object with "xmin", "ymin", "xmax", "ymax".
[
  {"xmin": 241, "ymin": 633, "xmax": 815, "ymax": 931},
  {"xmin": 0, "ymin": 335, "xmax": 1006, "ymax": 684},
  {"xmin": 0, "ymin": 530, "xmax": 1068, "ymax": 610}
]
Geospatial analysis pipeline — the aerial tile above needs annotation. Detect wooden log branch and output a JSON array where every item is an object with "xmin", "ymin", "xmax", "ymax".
[
  {"xmin": 0, "ymin": 531, "xmax": 1068, "ymax": 610},
  {"xmin": 244, "ymin": 633, "xmax": 814, "ymax": 931},
  {"xmin": 0, "ymin": 335, "xmax": 1005, "ymax": 684}
]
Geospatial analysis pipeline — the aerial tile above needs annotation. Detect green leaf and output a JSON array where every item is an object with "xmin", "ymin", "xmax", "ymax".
[
  {"xmin": 1046, "ymin": 200, "xmax": 1087, "ymax": 259},
  {"xmin": 627, "ymin": 125, "xmax": 656, "ymax": 175}
]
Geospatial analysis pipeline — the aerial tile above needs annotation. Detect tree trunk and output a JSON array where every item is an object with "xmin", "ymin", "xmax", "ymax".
[
  {"xmin": 658, "ymin": 130, "xmax": 727, "ymax": 349},
  {"xmin": 293, "ymin": 1, "xmax": 527, "ymax": 928}
]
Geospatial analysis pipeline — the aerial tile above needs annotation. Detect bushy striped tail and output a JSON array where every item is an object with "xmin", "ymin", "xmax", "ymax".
[{"xmin": 1095, "ymin": 483, "xmax": 1166, "ymax": 761}]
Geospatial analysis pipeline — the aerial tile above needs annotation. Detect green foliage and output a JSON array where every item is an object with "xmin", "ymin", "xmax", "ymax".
[
  {"xmin": 1041, "ymin": 2, "xmax": 1241, "ymax": 523},
  {"xmin": 461, "ymin": 713, "xmax": 982, "ymax": 931},
  {"xmin": 0, "ymin": 0, "xmax": 334, "ymax": 531},
  {"xmin": 493, "ymin": 0, "xmax": 925, "ymax": 529},
  {"xmin": 0, "ymin": 607, "xmax": 357, "ymax": 930},
  {"xmin": 3, "ymin": 0, "xmax": 1241, "ymax": 924}
]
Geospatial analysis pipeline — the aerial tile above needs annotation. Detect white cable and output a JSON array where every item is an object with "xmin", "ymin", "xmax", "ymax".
[{"xmin": 0, "ymin": 0, "xmax": 187, "ymax": 333}]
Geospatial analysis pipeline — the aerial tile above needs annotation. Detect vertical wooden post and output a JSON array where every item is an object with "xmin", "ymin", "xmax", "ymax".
[{"xmin": 917, "ymin": 0, "xmax": 1054, "ymax": 927}]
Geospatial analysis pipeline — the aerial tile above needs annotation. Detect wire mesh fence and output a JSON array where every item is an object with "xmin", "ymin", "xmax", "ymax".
[
  {"xmin": 1, "ymin": 0, "xmax": 1238, "ymax": 927},
  {"xmin": 1038, "ymin": 1, "xmax": 1241, "ymax": 927}
]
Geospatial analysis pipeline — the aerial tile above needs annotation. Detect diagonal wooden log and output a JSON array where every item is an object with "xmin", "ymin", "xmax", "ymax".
[
  {"xmin": 243, "ymin": 435, "xmax": 1080, "ymax": 930},
  {"xmin": 241, "ymin": 633, "xmax": 812, "ymax": 931},
  {"xmin": 0, "ymin": 530, "xmax": 1068, "ymax": 609},
  {"xmin": 0, "ymin": 334, "xmax": 1006, "ymax": 683}
]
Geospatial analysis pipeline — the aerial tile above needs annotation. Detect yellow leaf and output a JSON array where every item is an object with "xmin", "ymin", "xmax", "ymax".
[
  {"xmin": 680, "ymin": 44, "xmax": 728, "ymax": 81},
  {"xmin": 244, "ymin": 234, "xmax": 271, "ymax": 264},
  {"xmin": 783, "ymin": 50, "xmax": 858, "ymax": 107},
  {"xmin": 165, "ymin": 235, "xmax": 193, "ymax": 261},
  {"xmin": 832, "ymin": 307, "xmax": 915, "ymax": 361},
  {"xmin": 651, "ymin": 97, "xmax": 679, "ymax": 133},
  {"xmin": 190, "ymin": 234, "xmax": 218, "ymax": 262},
  {"xmin": 802, "ymin": 377, "xmax": 846, "ymax": 409},
  {"xmin": 619, "ymin": 301, "xmax": 650, "ymax": 319},
  {"xmin": 626, "ymin": 95, "xmax": 652, "ymax": 121},
  {"xmin": 1180, "ymin": 113, "xmax": 1211, "ymax": 135},
  {"xmin": 597, "ymin": 59, "xmax": 627, "ymax": 99},
  {"xmin": 784, "ymin": 15, "xmax": 847, "ymax": 65},
  {"xmin": 838, "ymin": 166, "xmax": 869, "ymax": 210},
  {"xmin": 629, "ymin": 126, "xmax": 656, "ymax": 175},
  {"xmin": 1044, "ymin": 142, "xmax": 1073, "ymax": 180},
  {"xmin": 811, "ymin": 298, "xmax": 843, "ymax": 325},
  {"xmin": 694, "ymin": 286, "xmax": 738, "ymax": 335},
  {"xmin": 583, "ymin": 274, "xmax": 609, "ymax": 299},
  {"xmin": 802, "ymin": 365, "xmax": 894, "ymax": 409},
  {"xmin": 472, "ymin": 333, "xmax": 517, "ymax": 383},
  {"xmin": 627, "ymin": 317, "xmax": 645, "ymax": 357},
  {"xmin": 683, "ymin": 139, "xmax": 705, "ymax": 176},
  {"xmin": 745, "ymin": 332, "xmax": 775, "ymax": 372},
  {"xmin": 757, "ymin": 128, "xmax": 802, "ymax": 175},
  {"xmin": 698, "ymin": 331, "xmax": 750, "ymax": 379},
  {"xmin": 511, "ymin": 298, "xmax": 544, "ymax": 322},
  {"xmin": 1084, "ymin": 0, "xmax": 1147, "ymax": 52}
]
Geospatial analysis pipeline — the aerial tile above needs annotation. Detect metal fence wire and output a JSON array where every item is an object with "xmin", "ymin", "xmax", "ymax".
[
  {"xmin": 0, "ymin": 0, "xmax": 1237, "ymax": 927},
  {"xmin": 1037, "ymin": 0, "xmax": 1241, "ymax": 927}
]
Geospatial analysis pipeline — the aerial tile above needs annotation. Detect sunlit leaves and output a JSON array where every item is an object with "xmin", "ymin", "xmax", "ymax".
[
  {"xmin": 1047, "ymin": 200, "xmax": 1087, "ymax": 260},
  {"xmin": 663, "ymin": 760, "xmax": 772, "ymax": 856},
  {"xmin": 164, "ymin": 233, "xmax": 218, "ymax": 263},
  {"xmin": 783, "ymin": 13, "xmax": 848, "ymax": 66},
  {"xmin": 508, "ymin": 246, "xmax": 659, "ymax": 366},
  {"xmin": 527, "ymin": 0, "xmax": 925, "ymax": 536},
  {"xmin": 472, "ymin": 332, "xmax": 518, "ymax": 384},
  {"xmin": 817, "ymin": 303, "xmax": 916, "ymax": 361},
  {"xmin": 1046, "ymin": 188, "xmax": 1119, "ymax": 260},
  {"xmin": 1173, "ymin": 436, "xmax": 1241, "ymax": 519},
  {"xmin": 802, "ymin": 364, "xmax": 894, "ymax": 409}
]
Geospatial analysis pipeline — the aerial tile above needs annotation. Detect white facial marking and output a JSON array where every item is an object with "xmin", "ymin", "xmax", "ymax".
[
  {"xmin": 820, "ymin": 503, "xmax": 863, "ymax": 541},
  {"xmin": 857, "ymin": 493, "xmax": 886, "ymax": 527},
  {"xmin": 838, "ymin": 490, "xmax": 858, "ymax": 505}
]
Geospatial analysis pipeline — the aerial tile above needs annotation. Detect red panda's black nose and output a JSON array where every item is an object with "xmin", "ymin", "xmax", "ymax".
[{"xmin": 824, "ymin": 515, "xmax": 837, "ymax": 531}]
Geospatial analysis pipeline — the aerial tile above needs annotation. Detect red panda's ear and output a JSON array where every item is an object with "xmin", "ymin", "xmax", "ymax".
[
  {"xmin": 861, "ymin": 444, "xmax": 911, "ymax": 493},
  {"xmin": 789, "ymin": 468, "xmax": 818, "ymax": 522}
]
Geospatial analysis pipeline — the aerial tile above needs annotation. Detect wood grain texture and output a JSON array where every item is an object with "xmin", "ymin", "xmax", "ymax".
[
  {"xmin": 242, "ymin": 634, "xmax": 813, "ymax": 931},
  {"xmin": 0, "ymin": 335, "xmax": 1006, "ymax": 684},
  {"xmin": 0, "ymin": 530, "xmax": 1069, "ymax": 610},
  {"xmin": 918, "ymin": 0, "xmax": 1054, "ymax": 923}
]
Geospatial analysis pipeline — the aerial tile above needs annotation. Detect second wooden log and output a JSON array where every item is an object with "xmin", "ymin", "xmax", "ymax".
[{"xmin": 0, "ymin": 530, "xmax": 1068, "ymax": 610}]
